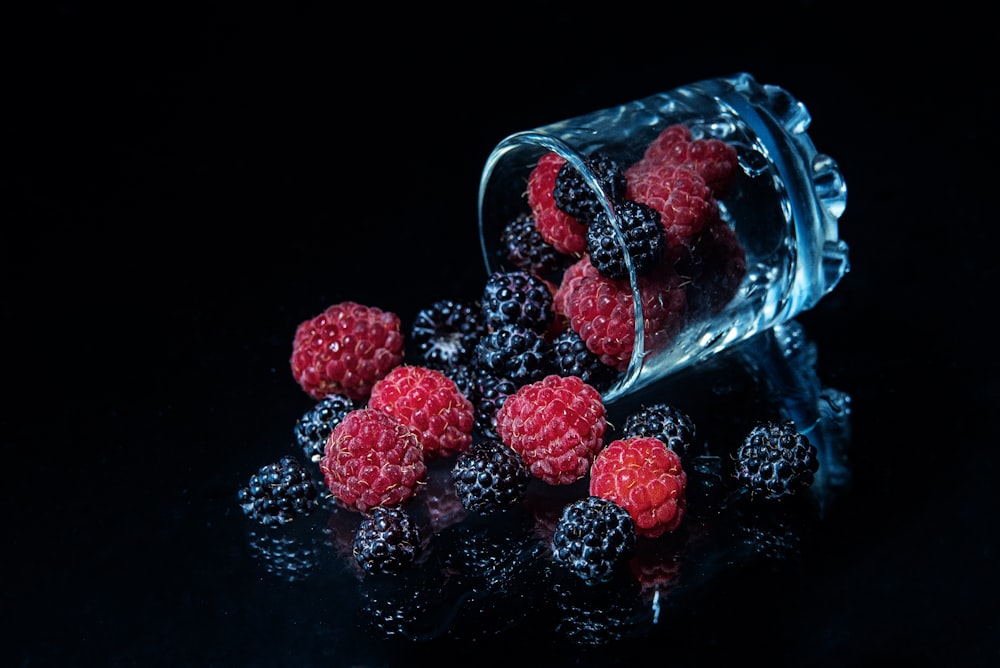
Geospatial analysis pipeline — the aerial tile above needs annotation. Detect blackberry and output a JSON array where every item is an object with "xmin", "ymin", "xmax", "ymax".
[
  {"xmin": 586, "ymin": 199, "xmax": 665, "ymax": 279},
  {"xmin": 451, "ymin": 438, "xmax": 530, "ymax": 513},
  {"xmin": 621, "ymin": 402, "xmax": 697, "ymax": 461},
  {"xmin": 440, "ymin": 362, "xmax": 476, "ymax": 399},
  {"xmin": 552, "ymin": 567, "xmax": 646, "ymax": 646},
  {"xmin": 353, "ymin": 505, "xmax": 422, "ymax": 575},
  {"xmin": 551, "ymin": 329, "xmax": 619, "ymax": 393},
  {"xmin": 469, "ymin": 372, "xmax": 518, "ymax": 438},
  {"xmin": 473, "ymin": 323, "xmax": 555, "ymax": 387},
  {"xmin": 480, "ymin": 270, "xmax": 555, "ymax": 334},
  {"xmin": 551, "ymin": 496, "xmax": 636, "ymax": 585},
  {"xmin": 246, "ymin": 527, "xmax": 322, "ymax": 583},
  {"xmin": 500, "ymin": 212, "xmax": 566, "ymax": 277},
  {"xmin": 293, "ymin": 394, "xmax": 356, "ymax": 463},
  {"xmin": 734, "ymin": 421, "xmax": 820, "ymax": 501},
  {"xmin": 553, "ymin": 152, "xmax": 627, "ymax": 224},
  {"xmin": 238, "ymin": 456, "xmax": 322, "ymax": 526},
  {"xmin": 409, "ymin": 298, "xmax": 488, "ymax": 371}
]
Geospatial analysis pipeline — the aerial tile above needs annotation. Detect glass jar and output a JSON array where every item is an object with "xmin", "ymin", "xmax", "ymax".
[{"xmin": 478, "ymin": 72, "xmax": 849, "ymax": 404}]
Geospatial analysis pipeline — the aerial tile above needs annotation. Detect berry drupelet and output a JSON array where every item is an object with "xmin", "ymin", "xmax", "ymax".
[{"xmin": 238, "ymin": 456, "xmax": 322, "ymax": 526}]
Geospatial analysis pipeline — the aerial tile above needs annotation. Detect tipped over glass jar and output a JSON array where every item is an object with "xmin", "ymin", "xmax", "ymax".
[{"xmin": 478, "ymin": 72, "xmax": 850, "ymax": 405}]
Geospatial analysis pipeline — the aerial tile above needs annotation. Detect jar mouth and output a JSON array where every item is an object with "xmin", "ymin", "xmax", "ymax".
[{"xmin": 478, "ymin": 75, "xmax": 850, "ymax": 406}]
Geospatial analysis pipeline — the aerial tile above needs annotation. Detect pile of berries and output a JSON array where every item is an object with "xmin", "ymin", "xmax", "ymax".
[{"xmin": 238, "ymin": 122, "xmax": 828, "ymax": 634}]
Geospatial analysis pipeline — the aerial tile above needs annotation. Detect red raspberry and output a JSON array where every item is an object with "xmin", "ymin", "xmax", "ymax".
[
  {"xmin": 640, "ymin": 124, "xmax": 739, "ymax": 196},
  {"xmin": 320, "ymin": 407, "xmax": 427, "ymax": 513},
  {"xmin": 624, "ymin": 163, "xmax": 718, "ymax": 251},
  {"xmin": 527, "ymin": 152, "xmax": 587, "ymax": 256},
  {"xmin": 368, "ymin": 364, "xmax": 475, "ymax": 460},
  {"xmin": 495, "ymin": 374, "xmax": 607, "ymax": 486},
  {"xmin": 641, "ymin": 123, "xmax": 692, "ymax": 162},
  {"xmin": 628, "ymin": 537, "xmax": 684, "ymax": 601},
  {"xmin": 552, "ymin": 255, "xmax": 600, "ymax": 321},
  {"xmin": 589, "ymin": 436, "xmax": 687, "ymax": 538},
  {"xmin": 290, "ymin": 301, "xmax": 405, "ymax": 401},
  {"xmin": 564, "ymin": 261, "xmax": 687, "ymax": 372}
]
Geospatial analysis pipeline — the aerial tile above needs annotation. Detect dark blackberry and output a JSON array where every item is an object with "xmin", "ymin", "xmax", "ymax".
[
  {"xmin": 237, "ymin": 456, "xmax": 322, "ymax": 526},
  {"xmin": 293, "ymin": 394, "xmax": 356, "ymax": 463},
  {"xmin": 451, "ymin": 438, "xmax": 530, "ymax": 513},
  {"xmin": 734, "ymin": 421, "xmax": 820, "ymax": 501},
  {"xmin": 409, "ymin": 298, "xmax": 488, "ymax": 371},
  {"xmin": 553, "ymin": 152, "xmax": 627, "ymax": 224},
  {"xmin": 500, "ymin": 212, "xmax": 567, "ymax": 278},
  {"xmin": 469, "ymin": 372, "xmax": 518, "ymax": 438},
  {"xmin": 440, "ymin": 362, "xmax": 476, "ymax": 399},
  {"xmin": 246, "ymin": 527, "xmax": 323, "ymax": 583},
  {"xmin": 674, "ymin": 214, "xmax": 747, "ymax": 317},
  {"xmin": 473, "ymin": 323, "xmax": 555, "ymax": 387},
  {"xmin": 586, "ymin": 199, "xmax": 665, "ymax": 279},
  {"xmin": 551, "ymin": 329, "xmax": 620, "ymax": 393},
  {"xmin": 480, "ymin": 270, "xmax": 555, "ymax": 334},
  {"xmin": 621, "ymin": 402, "xmax": 697, "ymax": 461},
  {"xmin": 353, "ymin": 505, "xmax": 422, "ymax": 575},
  {"xmin": 551, "ymin": 496, "xmax": 637, "ymax": 585},
  {"xmin": 551, "ymin": 567, "xmax": 646, "ymax": 646}
]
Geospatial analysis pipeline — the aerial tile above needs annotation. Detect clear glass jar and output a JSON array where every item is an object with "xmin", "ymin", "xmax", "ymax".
[{"xmin": 478, "ymin": 72, "xmax": 849, "ymax": 404}]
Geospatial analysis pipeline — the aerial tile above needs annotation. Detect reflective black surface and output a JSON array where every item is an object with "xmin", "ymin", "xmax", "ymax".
[{"xmin": 8, "ymin": 6, "xmax": 997, "ymax": 667}]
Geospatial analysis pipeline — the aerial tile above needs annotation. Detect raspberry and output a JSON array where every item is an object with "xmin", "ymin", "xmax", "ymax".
[
  {"xmin": 621, "ymin": 402, "xmax": 697, "ymax": 461},
  {"xmin": 290, "ymin": 301, "xmax": 405, "ymax": 401},
  {"xmin": 552, "ymin": 255, "xmax": 600, "ymax": 321},
  {"xmin": 551, "ymin": 496, "xmax": 636, "ymax": 584},
  {"xmin": 527, "ymin": 152, "xmax": 588, "ymax": 255},
  {"xmin": 368, "ymin": 364, "xmax": 475, "ymax": 460},
  {"xmin": 564, "ymin": 261, "xmax": 687, "ymax": 372},
  {"xmin": 624, "ymin": 162, "xmax": 718, "ymax": 251},
  {"xmin": 552, "ymin": 152, "xmax": 627, "ymax": 225},
  {"xmin": 641, "ymin": 124, "xmax": 739, "ymax": 196},
  {"xmin": 320, "ymin": 407, "xmax": 427, "ymax": 513},
  {"xmin": 353, "ymin": 505, "xmax": 422, "ymax": 575},
  {"xmin": 496, "ymin": 374, "xmax": 607, "ymax": 486},
  {"xmin": 734, "ymin": 421, "xmax": 819, "ymax": 501},
  {"xmin": 585, "ymin": 199, "xmax": 666, "ymax": 279},
  {"xmin": 451, "ymin": 438, "xmax": 530, "ymax": 514},
  {"xmin": 589, "ymin": 436, "xmax": 687, "ymax": 538},
  {"xmin": 640, "ymin": 123, "xmax": 692, "ymax": 162},
  {"xmin": 481, "ymin": 269, "xmax": 555, "ymax": 334},
  {"xmin": 293, "ymin": 393, "xmax": 357, "ymax": 463},
  {"xmin": 237, "ymin": 456, "xmax": 322, "ymax": 526}
]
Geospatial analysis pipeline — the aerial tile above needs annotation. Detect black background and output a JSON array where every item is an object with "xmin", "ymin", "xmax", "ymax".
[{"xmin": 6, "ymin": 3, "xmax": 998, "ymax": 667}]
